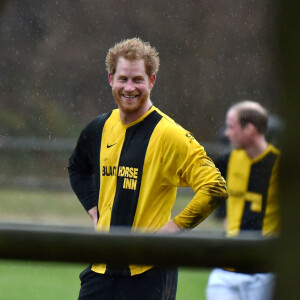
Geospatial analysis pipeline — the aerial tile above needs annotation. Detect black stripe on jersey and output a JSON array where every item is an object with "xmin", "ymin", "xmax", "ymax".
[
  {"xmin": 240, "ymin": 152, "xmax": 278, "ymax": 231},
  {"xmin": 90, "ymin": 112, "xmax": 112, "ymax": 196},
  {"xmin": 110, "ymin": 110, "xmax": 162, "ymax": 227},
  {"xmin": 106, "ymin": 111, "xmax": 162, "ymax": 276},
  {"xmin": 91, "ymin": 112, "xmax": 112, "ymax": 220},
  {"xmin": 68, "ymin": 111, "xmax": 111, "ymax": 213}
]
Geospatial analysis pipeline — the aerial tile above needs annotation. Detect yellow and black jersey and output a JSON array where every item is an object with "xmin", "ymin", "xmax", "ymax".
[
  {"xmin": 69, "ymin": 106, "xmax": 228, "ymax": 275},
  {"xmin": 219, "ymin": 145, "xmax": 280, "ymax": 237}
]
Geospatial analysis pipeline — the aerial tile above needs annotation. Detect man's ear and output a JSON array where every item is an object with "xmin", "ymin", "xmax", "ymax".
[
  {"xmin": 245, "ymin": 122, "xmax": 257, "ymax": 135},
  {"xmin": 149, "ymin": 73, "xmax": 156, "ymax": 89},
  {"xmin": 108, "ymin": 73, "xmax": 113, "ymax": 87}
]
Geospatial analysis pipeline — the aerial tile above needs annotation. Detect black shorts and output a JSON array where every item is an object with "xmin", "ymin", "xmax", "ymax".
[{"xmin": 78, "ymin": 266, "xmax": 178, "ymax": 300}]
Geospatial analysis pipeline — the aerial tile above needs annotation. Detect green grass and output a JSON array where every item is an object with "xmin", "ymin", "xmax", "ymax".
[
  {"xmin": 177, "ymin": 268, "xmax": 210, "ymax": 299},
  {"xmin": 0, "ymin": 260, "xmax": 83, "ymax": 300},
  {"xmin": 0, "ymin": 188, "xmax": 91, "ymax": 226},
  {"xmin": 0, "ymin": 188, "xmax": 223, "ymax": 230},
  {"xmin": 0, "ymin": 260, "xmax": 210, "ymax": 300},
  {"xmin": 0, "ymin": 188, "xmax": 219, "ymax": 299}
]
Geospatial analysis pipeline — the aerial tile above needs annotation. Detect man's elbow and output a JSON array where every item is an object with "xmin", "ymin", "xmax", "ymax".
[{"xmin": 207, "ymin": 185, "xmax": 228, "ymax": 208}]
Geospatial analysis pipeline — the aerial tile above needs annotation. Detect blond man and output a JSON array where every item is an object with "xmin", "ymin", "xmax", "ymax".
[{"xmin": 69, "ymin": 38, "xmax": 228, "ymax": 300}]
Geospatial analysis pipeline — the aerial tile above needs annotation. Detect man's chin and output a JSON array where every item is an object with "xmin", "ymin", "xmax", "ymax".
[
  {"xmin": 232, "ymin": 144, "xmax": 243, "ymax": 150},
  {"xmin": 117, "ymin": 101, "xmax": 138, "ymax": 113}
]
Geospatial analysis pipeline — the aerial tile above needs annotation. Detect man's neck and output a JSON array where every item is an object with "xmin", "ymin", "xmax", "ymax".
[
  {"xmin": 245, "ymin": 136, "xmax": 268, "ymax": 159},
  {"xmin": 120, "ymin": 100, "xmax": 153, "ymax": 125}
]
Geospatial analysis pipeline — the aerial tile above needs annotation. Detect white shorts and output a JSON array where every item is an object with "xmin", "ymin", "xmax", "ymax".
[{"xmin": 206, "ymin": 268, "xmax": 275, "ymax": 300}]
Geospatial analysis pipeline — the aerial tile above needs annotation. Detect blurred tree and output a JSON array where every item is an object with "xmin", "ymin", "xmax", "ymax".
[{"xmin": 0, "ymin": 0, "xmax": 281, "ymax": 141}]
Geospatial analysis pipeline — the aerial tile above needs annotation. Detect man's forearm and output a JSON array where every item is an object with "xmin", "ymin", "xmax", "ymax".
[
  {"xmin": 157, "ymin": 220, "xmax": 182, "ymax": 233},
  {"xmin": 68, "ymin": 168, "xmax": 98, "ymax": 211},
  {"xmin": 88, "ymin": 206, "xmax": 98, "ymax": 230}
]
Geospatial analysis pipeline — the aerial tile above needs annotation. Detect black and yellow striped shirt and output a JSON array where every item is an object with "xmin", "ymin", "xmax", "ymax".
[
  {"xmin": 218, "ymin": 145, "xmax": 280, "ymax": 237},
  {"xmin": 69, "ymin": 106, "xmax": 228, "ymax": 275}
]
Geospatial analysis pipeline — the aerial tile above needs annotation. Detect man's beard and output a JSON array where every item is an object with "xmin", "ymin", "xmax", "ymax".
[{"xmin": 113, "ymin": 89, "xmax": 149, "ymax": 114}]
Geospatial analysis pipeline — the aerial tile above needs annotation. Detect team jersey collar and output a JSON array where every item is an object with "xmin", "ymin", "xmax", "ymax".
[
  {"xmin": 234, "ymin": 143, "xmax": 273, "ymax": 164},
  {"xmin": 118, "ymin": 106, "xmax": 156, "ymax": 129},
  {"xmin": 251, "ymin": 143, "xmax": 273, "ymax": 163}
]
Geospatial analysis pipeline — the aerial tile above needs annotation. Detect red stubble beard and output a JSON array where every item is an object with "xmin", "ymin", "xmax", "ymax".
[{"xmin": 112, "ymin": 89, "xmax": 149, "ymax": 114}]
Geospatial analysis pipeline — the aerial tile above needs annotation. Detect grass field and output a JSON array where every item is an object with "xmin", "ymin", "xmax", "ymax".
[
  {"xmin": 0, "ymin": 188, "xmax": 221, "ymax": 299},
  {"xmin": 0, "ymin": 260, "xmax": 210, "ymax": 299}
]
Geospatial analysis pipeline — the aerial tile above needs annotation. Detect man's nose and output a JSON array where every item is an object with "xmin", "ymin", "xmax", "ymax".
[
  {"xmin": 225, "ymin": 128, "xmax": 229, "ymax": 138},
  {"xmin": 124, "ymin": 80, "xmax": 135, "ymax": 91}
]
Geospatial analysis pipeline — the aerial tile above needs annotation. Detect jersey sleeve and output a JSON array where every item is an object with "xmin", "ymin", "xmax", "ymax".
[
  {"xmin": 68, "ymin": 112, "xmax": 111, "ymax": 212},
  {"xmin": 161, "ymin": 123, "xmax": 228, "ymax": 229},
  {"xmin": 68, "ymin": 124, "xmax": 98, "ymax": 212}
]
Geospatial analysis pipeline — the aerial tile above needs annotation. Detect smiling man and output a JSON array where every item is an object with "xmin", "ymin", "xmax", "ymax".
[
  {"xmin": 206, "ymin": 101, "xmax": 281, "ymax": 300},
  {"xmin": 109, "ymin": 57, "xmax": 155, "ymax": 122},
  {"xmin": 68, "ymin": 38, "xmax": 228, "ymax": 300}
]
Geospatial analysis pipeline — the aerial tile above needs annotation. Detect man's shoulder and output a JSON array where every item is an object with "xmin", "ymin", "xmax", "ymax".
[
  {"xmin": 78, "ymin": 111, "xmax": 114, "ymax": 141},
  {"xmin": 153, "ymin": 106, "xmax": 176, "ymax": 125},
  {"xmin": 153, "ymin": 108, "xmax": 202, "ymax": 150},
  {"xmin": 268, "ymin": 143, "xmax": 281, "ymax": 156},
  {"xmin": 84, "ymin": 111, "xmax": 113, "ymax": 131},
  {"xmin": 154, "ymin": 106, "xmax": 192, "ymax": 133}
]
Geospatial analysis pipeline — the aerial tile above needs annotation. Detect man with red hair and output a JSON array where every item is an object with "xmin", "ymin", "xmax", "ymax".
[{"xmin": 68, "ymin": 38, "xmax": 228, "ymax": 300}]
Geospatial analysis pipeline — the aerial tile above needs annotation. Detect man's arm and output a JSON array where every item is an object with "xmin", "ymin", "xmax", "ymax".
[
  {"xmin": 162, "ymin": 124, "xmax": 228, "ymax": 230},
  {"xmin": 68, "ymin": 125, "xmax": 98, "ymax": 217},
  {"xmin": 68, "ymin": 167, "xmax": 98, "ymax": 212},
  {"xmin": 172, "ymin": 162, "xmax": 228, "ymax": 229},
  {"xmin": 88, "ymin": 206, "xmax": 98, "ymax": 230},
  {"xmin": 157, "ymin": 220, "xmax": 181, "ymax": 233},
  {"xmin": 68, "ymin": 112, "xmax": 111, "ymax": 228}
]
